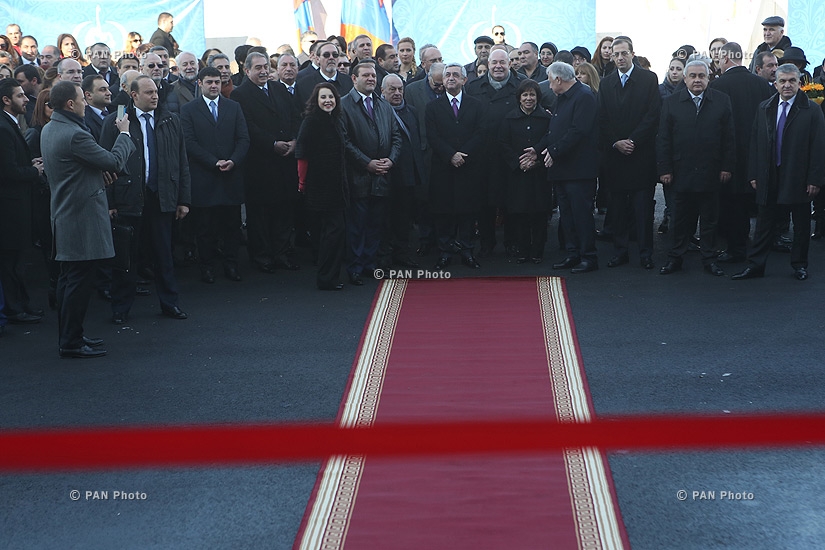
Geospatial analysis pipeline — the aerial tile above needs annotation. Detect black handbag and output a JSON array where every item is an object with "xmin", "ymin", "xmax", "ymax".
[{"xmin": 110, "ymin": 222, "xmax": 135, "ymax": 272}]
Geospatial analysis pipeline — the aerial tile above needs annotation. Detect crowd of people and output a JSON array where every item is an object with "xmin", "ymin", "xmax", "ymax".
[{"xmin": 1, "ymin": 13, "xmax": 824, "ymax": 356}]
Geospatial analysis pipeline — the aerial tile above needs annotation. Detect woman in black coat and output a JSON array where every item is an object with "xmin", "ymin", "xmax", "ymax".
[
  {"xmin": 295, "ymin": 83, "xmax": 349, "ymax": 290},
  {"xmin": 499, "ymin": 79, "xmax": 553, "ymax": 263}
]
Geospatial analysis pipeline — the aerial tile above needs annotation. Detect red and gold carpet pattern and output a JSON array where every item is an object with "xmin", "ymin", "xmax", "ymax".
[{"xmin": 295, "ymin": 277, "xmax": 629, "ymax": 549}]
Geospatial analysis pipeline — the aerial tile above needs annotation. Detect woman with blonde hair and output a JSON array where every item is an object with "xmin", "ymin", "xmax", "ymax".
[
  {"xmin": 56, "ymin": 33, "xmax": 89, "ymax": 66},
  {"xmin": 397, "ymin": 37, "xmax": 418, "ymax": 81},
  {"xmin": 575, "ymin": 62, "xmax": 601, "ymax": 93}
]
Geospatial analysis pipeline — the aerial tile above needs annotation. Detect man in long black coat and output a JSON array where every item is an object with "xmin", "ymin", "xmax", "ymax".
[
  {"xmin": 180, "ymin": 67, "xmax": 250, "ymax": 283},
  {"xmin": 598, "ymin": 37, "xmax": 660, "ymax": 270},
  {"xmin": 709, "ymin": 42, "xmax": 774, "ymax": 263},
  {"xmin": 231, "ymin": 52, "xmax": 301, "ymax": 272},
  {"xmin": 733, "ymin": 64, "xmax": 825, "ymax": 281},
  {"xmin": 657, "ymin": 60, "xmax": 735, "ymax": 276},
  {"xmin": 426, "ymin": 63, "xmax": 486, "ymax": 270},
  {"xmin": 0, "ymin": 79, "xmax": 43, "ymax": 323}
]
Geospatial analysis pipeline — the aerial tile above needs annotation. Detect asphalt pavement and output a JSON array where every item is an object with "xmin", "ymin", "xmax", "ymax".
[{"xmin": 2, "ymin": 194, "xmax": 824, "ymax": 549}]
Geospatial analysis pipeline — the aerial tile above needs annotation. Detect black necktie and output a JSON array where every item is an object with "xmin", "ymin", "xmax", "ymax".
[{"xmin": 142, "ymin": 113, "xmax": 158, "ymax": 192}]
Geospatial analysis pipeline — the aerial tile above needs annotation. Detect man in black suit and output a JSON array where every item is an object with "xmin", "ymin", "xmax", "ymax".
[
  {"xmin": 149, "ymin": 12, "xmax": 179, "ymax": 57},
  {"xmin": 340, "ymin": 61, "xmax": 401, "ymax": 284},
  {"xmin": 81, "ymin": 75, "xmax": 111, "ymax": 142},
  {"xmin": 0, "ymin": 79, "xmax": 44, "ymax": 324},
  {"xmin": 381, "ymin": 74, "xmax": 424, "ymax": 268},
  {"xmin": 12, "ymin": 64, "xmax": 41, "ymax": 126},
  {"xmin": 231, "ymin": 52, "xmax": 301, "ymax": 273},
  {"xmin": 100, "ymin": 75, "xmax": 192, "ymax": 324},
  {"xmin": 426, "ymin": 63, "xmax": 485, "ymax": 270},
  {"xmin": 83, "ymin": 43, "xmax": 119, "ymax": 92},
  {"xmin": 733, "ymin": 64, "xmax": 825, "ymax": 281},
  {"xmin": 709, "ymin": 42, "xmax": 774, "ymax": 263},
  {"xmin": 180, "ymin": 67, "xmax": 250, "ymax": 283},
  {"xmin": 295, "ymin": 42, "xmax": 352, "ymax": 109},
  {"xmin": 466, "ymin": 48, "xmax": 524, "ymax": 257},
  {"xmin": 657, "ymin": 60, "xmax": 735, "ymax": 276},
  {"xmin": 535, "ymin": 62, "xmax": 600, "ymax": 274},
  {"xmin": 598, "ymin": 37, "xmax": 661, "ymax": 270}
]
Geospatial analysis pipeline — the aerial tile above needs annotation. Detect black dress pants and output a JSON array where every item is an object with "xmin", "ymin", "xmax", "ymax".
[
  {"xmin": 611, "ymin": 186, "xmax": 654, "ymax": 260},
  {"xmin": 194, "ymin": 205, "xmax": 242, "ymax": 269},
  {"xmin": 748, "ymin": 201, "xmax": 811, "ymax": 269},
  {"xmin": 669, "ymin": 191, "xmax": 719, "ymax": 265},
  {"xmin": 315, "ymin": 210, "xmax": 346, "ymax": 288},
  {"xmin": 555, "ymin": 179, "xmax": 598, "ymax": 261},
  {"xmin": 56, "ymin": 260, "xmax": 96, "ymax": 349}
]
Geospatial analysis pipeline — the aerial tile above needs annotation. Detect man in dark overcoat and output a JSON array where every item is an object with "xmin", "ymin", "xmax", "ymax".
[
  {"xmin": 709, "ymin": 42, "xmax": 774, "ymax": 263},
  {"xmin": 180, "ymin": 67, "xmax": 250, "ymax": 283},
  {"xmin": 733, "ymin": 64, "xmax": 825, "ymax": 281},
  {"xmin": 426, "ymin": 63, "xmax": 485, "ymax": 270},
  {"xmin": 598, "ymin": 37, "xmax": 661, "ymax": 270},
  {"xmin": 231, "ymin": 52, "xmax": 301, "ymax": 272},
  {"xmin": 657, "ymin": 59, "xmax": 735, "ymax": 276}
]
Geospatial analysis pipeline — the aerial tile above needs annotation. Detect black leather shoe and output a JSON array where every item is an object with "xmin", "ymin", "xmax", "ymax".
[
  {"xmin": 461, "ymin": 255, "xmax": 481, "ymax": 269},
  {"xmin": 731, "ymin": 266, "xmax": 765, "ymax": 280},
  {"xmin": 26, "ymin": 308, "xmax": 45, "ymax": 317},
  {"xmin": 553, "ymin": 256, "xmax": 580, "ymax": 270},
  {"xmin": 532, "ymin": 257, "xmax": 543, "ymax": 264},
  {"xmin": 83, "ymin": 336, "xmax": 104, "ymax": 348},
  {"xmin": 515, "ymin": 257, "xmax": 528, "ymax": 264},
  {"xmin": 8, "ymin": 312, "xmax": 42, "ymax": 324},
  {"xmin": 224, "ymin": 266, "xmax": 242, "ymax": 281},
  {"xmin": 256, "ymin": 262, "xmax": 277, "ymax": 273},
  {"xmin": 794, "ymin": 267, "xmax": 809, "ymax": 280},
  {"xmin": 641, "ymin": 257, "xmax": 655, "ymax": 270},
  {"xmin": 318, "ymin": 282, "xmax": 345, "ymax": 291},
  {"xmin": 571, "ymin": 259, "xmax": 598, "ymax": 274},
  {"xmin": 59, "ymin": 345, "xmax": 107, "ymax": 359},
  {"xmin": 201, "ymin": 268, "xmax": 215, "ymax": 284},
  {"xmin": 135, "ymin": 286, "xmax": 151, "ymax": 296},
  {"xmin": 394, "ymin": 257, "xmax": 420, "ymax": 269},
  {"xmin": 112, "ymin": 312, "xmax": 128, "ymax": 325},
  {"xmin": 434, "ymin": 256, "xmax": 451, "ymax": 270},
  {"xmin": 161, "ymin": 306, "xmax": 188, "ymax": 319},
  {"xmin": 274, "ymin": 258, "xmax": 300, "ymax": 271},
  {"xmin": 607, "ymin": 254, "xmax": 629, "ymax": 268},
  {"xmin": 704, "ymin": 262, "xmax": 725, "ymax": 277},
  {"xmin": 348, "ymin": 272, "xmax": 364, "ymax": 286},
  {"xmin": 716, "ymin": 251, "xmax": 745, "ymax": 263},
  {"xmin": 659, "ymin": 259, "xmax": 682, "ymax": 275}
]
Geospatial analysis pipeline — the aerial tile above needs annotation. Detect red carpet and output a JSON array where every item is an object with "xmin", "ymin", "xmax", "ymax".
[{"xmin": 295, "ymin": 277, "xmax": 629, "ymax": 549}]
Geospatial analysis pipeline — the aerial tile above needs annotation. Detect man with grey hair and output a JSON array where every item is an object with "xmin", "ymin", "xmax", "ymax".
[
  {"xmin": 749, "ymin": 15, "xmax": 792, "ymax": 73},
  {"xmin": 533, "ymin": 62, "xmax": 599, "ymax": 273},
  {"xmin": 733, "ymin": 64, "xmax": 825, "ymax": 281},
  {"xmin": 408, "ymin": 45, "xmax": 442, "ymax": 84},
  {"xmin": 143, "ymin": 52, "xmax": 179, "ymax": 112},
  {"xmin": 149, "ymin": 45, "xmax": 176, "ymax": 83},
  {"xmin": 38, "ymin": 45, "xmax": 59, "ymax": 71},
  {"xmin": 207, "ymin": 52, "xmax": 234, "ymax": 97},
  {"xmin": 466, "ymin": 47, "xmax": 524, "ymax": 256},
  {"xmin": 518, "ymin": 42, "xmax": 545, "ymax": 81},
  {"xmin": 427, "ymin": 62, "xmax": 485, "ymax": 270},
  {"xmin": 657, "ymin": 59, "xmax": 735, "ymax": 276},
  {"xmin": 56, "ymin": 58, "xmax": 83, "ymax": 84},
  {"xmin": 169, "ymin": 51, "xmax": 199, "ymax": 109},
  {"xmin": 709, "ymin": 42, "xmax": 773, "ymax": 264}
]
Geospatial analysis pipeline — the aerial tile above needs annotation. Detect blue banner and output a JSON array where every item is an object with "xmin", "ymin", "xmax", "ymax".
[
  {"xmin": 0, "ymin": 0, "xmax": 205, "ymax": 58},
  {"xmin": 391, "ymin": 0, "xmax": 595, "ymax": 66}
]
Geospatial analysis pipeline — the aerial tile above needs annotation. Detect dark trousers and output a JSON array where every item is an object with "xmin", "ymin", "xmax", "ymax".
[
  {"xmin": 555, "ymin": 179, "xmax": 598, "ymax": 261},
  {"xmin": 387, "ymin": 185, "xmax": 415, "ymax": 261},
  {"xmin": 56, "ymin": 260, "xmax": 96, "ymax": 349},
  {"xmin": 193, "ymin": 205, "xmax": 242, "ymax": 269},
  {"xmin": 435, "ymin": 212, "xmax": 475, "ymax": 258},
  {"xmin": 346, "ymin": 196, "xmax": 387, "ymax": 276},
  {"xmin": 112, "ymin": 193, "xmax": 179, "ymax": 314},
  {"xmin": 0, "ymin": 249, "xmax": 30, "ymax": 315},
  {"xmin": 0, "ymin": 277, "xmax": 6, "ymax": 327},
  {"xmin": 748, "ymin": 202, "xmax": 811, "ymax": 269},
  {"xmin": 718, "ymin": 192, "xmax": 751, "ymax": 258},
  {"xmin": 669, "ymin": 191, "xmax": 718, "ymax": 265},
  {"xmin": 611, "ymin": 186, "xmax": 654, "ymax": 260},
  {"xmin": 478, "ymin": 205, "xmax": 497, "ymax": 250},
  {"xmin": 315, "ymin": 210, "xmax": 346, "ymax": 288},
  {"xmin": 513, "ymin": 211, "xmax": 548, "ymax": 259},
  {"xmin": 246, "ymin": 198, "xmax": 293, "ymax": 266}
]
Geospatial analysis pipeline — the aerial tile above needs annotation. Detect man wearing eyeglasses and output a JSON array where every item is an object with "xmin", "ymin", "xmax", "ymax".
[
  {"xmin": 598, "ymin": 37, "xmax": 661, "ymax": 271},
  {"xmin": 56, "ymin": 58, "xmax": 83, "ymax": 85},
  {"xmin": 491, "ymin": 25, "xmax": 510, "ymax": 49},
  {"xmin": 296, "ymin": 42, "xmax": 353, "ymax": 108}
]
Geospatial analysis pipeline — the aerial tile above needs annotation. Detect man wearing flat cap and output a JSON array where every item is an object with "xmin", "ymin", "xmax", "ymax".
[
  {"xmin": 749, "ymin": 16, "xmax": 792, "ymax": 72},
  {"xmin": 464, "ymin": 36, "xmax": 493, "ymax": 84}
]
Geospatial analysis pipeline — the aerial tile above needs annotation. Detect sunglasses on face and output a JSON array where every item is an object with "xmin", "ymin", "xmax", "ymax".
[
  {"xmin": 494, "ymin": 32, "xmax": 505, "ymax": 36},
  {"xmin": 132, "ymin": 38, "xmax": 142, "ymax": 43},
  {"xmin": 321, "ymin": 51, "xmax": 339, "ymax": 58},
  {"xmin": 338, "ymin": 62, "xmax": 351, "ymax": 67},
  {"xmin": 145, "ymin": 63, "xmax": 161, "ymax": 68}
]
